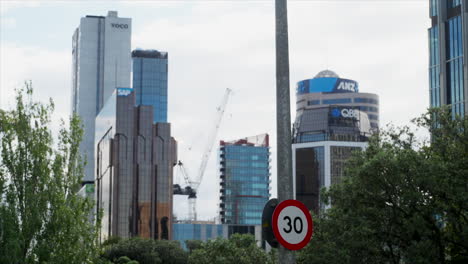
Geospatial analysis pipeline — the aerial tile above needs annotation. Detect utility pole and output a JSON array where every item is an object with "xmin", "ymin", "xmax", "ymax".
[{"xmin": 275, "ymin": 0, "xmax": 295, "ymax": 263}]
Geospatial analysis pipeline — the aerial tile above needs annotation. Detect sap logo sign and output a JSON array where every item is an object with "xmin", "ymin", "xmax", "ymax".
[
  {"xmin": 117, "ymin": 88, "xmax": 132, "ymax": 96},
  {"xmin": 341, "ymin": 108, "xmax": 359, "ymax": 118},
  {"xmin": 337, "ymin": 81, "xmax": 356, "ymax": 92},
  {"xmin": 111, "ymin": 23, "xmax": 128, "ymax": 29}
]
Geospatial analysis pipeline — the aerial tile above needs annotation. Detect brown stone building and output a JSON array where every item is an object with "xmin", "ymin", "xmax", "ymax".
[{"xmin": 95, "ymin": 88, "xmax": 177, "ymax": 241}]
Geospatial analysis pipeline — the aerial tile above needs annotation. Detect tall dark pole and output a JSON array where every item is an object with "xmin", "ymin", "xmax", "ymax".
[{"xmin": 275, "ymin": 0, "xmax": 295, "ymax": 263}]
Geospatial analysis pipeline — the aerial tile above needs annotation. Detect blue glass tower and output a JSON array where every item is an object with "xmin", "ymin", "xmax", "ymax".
[
  {"xmin": 219, "ymin": 134, "xmax": 271, "ymax": 225},
  {"xmin": 429, "ymin": 0, "xmax": 467, "ymax": 117},
  {"xmin": 132, "ymin": 49, "xmax": 168, "ymax": 123}
]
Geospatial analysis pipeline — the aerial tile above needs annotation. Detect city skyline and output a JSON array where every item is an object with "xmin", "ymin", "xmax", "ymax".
[{"xmin": 0, "ymin": 1, "xmax": 430, "ymax": 220}]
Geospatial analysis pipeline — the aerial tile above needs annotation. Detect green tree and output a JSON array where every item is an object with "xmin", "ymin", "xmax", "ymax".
[
  {"xmin": 188, "ymin": 233, "xmax": 274, "ymax": 264},
  {"xmin": 101, "ymin": 237, "xmax": 188, "ymax": 264},
  {"xmin": 298, "ymin": 108, "xmax": 468, "ymax": 264},
  {"xmin": 185, "ymin": 240, "xmax": 203, "ymax": 254},
  {"xmin": 0, "ymin": 83, "xmax": 99, "ymax": 263}
]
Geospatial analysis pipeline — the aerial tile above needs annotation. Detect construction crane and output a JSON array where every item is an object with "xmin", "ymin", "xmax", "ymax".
[{"xmin": 173, "ymin": 88, "xmax": 232, "ymax": 221}]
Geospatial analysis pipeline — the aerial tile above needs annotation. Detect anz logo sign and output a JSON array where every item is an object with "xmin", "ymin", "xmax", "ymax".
[
  {"xmin": 337, "ymin": 81, "xmax": 356, "ymax": 92},
  {"xmin": 111, "ymin": 23, "xmax": 129, "ymax": 29},
  {"xmin": 334, "ymin": 79, "xmax": 358, "ymax": 93}
]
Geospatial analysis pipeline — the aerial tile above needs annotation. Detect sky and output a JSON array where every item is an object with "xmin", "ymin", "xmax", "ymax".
[{"xmin": 0, "ymin": 0, "xmax": 430, "ymax": 221}]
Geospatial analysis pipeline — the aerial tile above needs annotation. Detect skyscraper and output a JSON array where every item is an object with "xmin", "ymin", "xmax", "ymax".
[
  {"xmin": 95, "ymin": 88, "xmax": 177, "ymax": 241},
  {"xmin": 219, "ymin": 134, "xmax": 270, "ymax": 225},
  {"xmin": 429, "ymin": 0, "xmax": 467, "ymax": 116},
  {"xmin": 132, "ymin": 49, "xmax": 169, "ymax": 123},
  {"xmin": 292, "ymin": 70, "xmax": 379, "ymax": 213},
  {"xmin": 71, "ymin": 11, "xmax": 132, "ymax": 183}
]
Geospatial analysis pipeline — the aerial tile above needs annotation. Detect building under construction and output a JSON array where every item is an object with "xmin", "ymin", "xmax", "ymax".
[
  {"xmin": 95, "ymin": 88, "xmax": 177, "ymax": 241},
  {"xmin": 219, "ymin": 134, "xmax": 271, "ymax": 225}
]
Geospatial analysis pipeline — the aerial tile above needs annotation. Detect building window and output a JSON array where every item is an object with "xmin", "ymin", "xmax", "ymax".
[
  {"xmin": 353, "ymin": 98, "xmax": 378, "ymax": 104},
  {"xmin": 322, "ymin": 98, "xmax": 352, "ymax": 105},
  {"xmin": 307, "ymin": 100, "xmax": 320, "ymax": 106},
  {"xmin": 446, "ymin": 16, "xmax": 465, "ymax": 117},
  {"xmin": 429, "ymin": 25, "xmax": 441, "ymax": 108},
  {"xmin": 430, "ymin": 0, "xmax": 439, "ymax": 17},
  {"xmin": 447, "ymin": 0, "xmax": 461, "ymax": 9}
]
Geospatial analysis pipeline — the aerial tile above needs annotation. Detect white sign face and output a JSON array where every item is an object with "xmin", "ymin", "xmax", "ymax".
[
  {"xmin": 272, "ymin": 199, "xmax": 313, "ymax": 250},
  {"xmin": 277, "ymin": 206, "xmax": 308, "ymax": 244}
]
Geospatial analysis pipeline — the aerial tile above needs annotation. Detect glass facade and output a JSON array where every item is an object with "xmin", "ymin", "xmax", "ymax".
[
  {"xmin": 132, "ymin": 50, "xmax": 168, "ymax": 123},
  {"xmin": 173, "ymin": 223, "xmax": 259, "ymax": 250},
  {"xmin": 430, "ymin": 0, "xmax": 439, "ymax": 17},
  {"xmin": 429, "ymin": 1, "xmax": 466, "ymax": 117},
  {"xmin": 295, "ymin": 147, "xmax": 324, "ymax": 213},
  {"xmin": 429, "ymin": 26, "xmax": 441, "ymax": 108},
  {"xmin": 219, "ymin": 135, "xmax": 270, "ymax": 225},
  {"xmin": 322, "ymin": 98, "xmax": 352, "ymax": 104},
  {"xmin": 330, "ymin": 146, "xmax": 361, "ymax": 185},
  {"xmin": 95, "ymin": 89, "xmax": 177, "ymax": 241},
  {"xmin": 446, "ymin": 16, "xmax": 465, "ymax": 116},
  {"xmin": 448, "ymin": 0, "xmax": 461, "ymax": 9}
]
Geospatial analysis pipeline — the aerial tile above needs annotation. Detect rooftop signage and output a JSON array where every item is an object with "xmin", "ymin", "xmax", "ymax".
[
  {"xmin": 297, "ymin": 77, "xmax": 359, "ymax": 95},
  {"xmin": 117, "ymin": 88, "xmax": 132, "ymax": 96},
  {"xmin": 111, "ymin": 23, "xmax": 128, "ymax": 29}
]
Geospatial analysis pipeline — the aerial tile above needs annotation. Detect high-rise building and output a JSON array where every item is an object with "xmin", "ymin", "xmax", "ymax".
[
  {"xmin": 132, "ymin": 49, "xmax": 169, "ymax": 123},
  {"xmin": 219, "ymin": 134, "xmax": 271, "ymax": 225},
  {"xmin": 293, "ymin": 70, "xmax": 379, "ymax": 213},
  {"xmin": 95, "ymin": 88, "xmax": 177, "ymax": 241},
  {"xmin": 428, "ymin": 0, "xmax": 467, "ymax": 116},
  {"xmin": 71, "ymin": 11, "xmax": 132, "ymax": 183}
]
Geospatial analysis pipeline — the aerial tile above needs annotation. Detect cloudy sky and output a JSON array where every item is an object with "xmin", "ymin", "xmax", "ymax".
[{"xmin": 0, "ymin": 0, "xmax": 430, "ymax": 220}]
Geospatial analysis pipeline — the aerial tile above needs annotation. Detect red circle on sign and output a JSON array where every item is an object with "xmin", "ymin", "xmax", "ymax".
[{"xmin": 272, "ymin": 199, "xmax": 313, "ymax": 251}]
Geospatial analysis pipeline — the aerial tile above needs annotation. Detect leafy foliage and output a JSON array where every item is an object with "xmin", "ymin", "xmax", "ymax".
[
  {"xmin": 298, "ymin": 108, "xmax": 468, "ymax": 264},
  {"xmin": 0, "ymin": 82, "xmax": 99, "ymax": 263},
  {"xmin": 101, "ymin": 237, "xmax": 188, "ymax": 264},
  {"xmin": 188, "ymin": 233, "xmax": 275, "ymax": 264}
]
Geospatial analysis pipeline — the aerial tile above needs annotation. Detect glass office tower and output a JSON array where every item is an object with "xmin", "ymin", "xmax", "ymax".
[
  {"xmin": 219, "ymin": 134, "xmax": 271, "ymax": 225},
  {"xmin": 132, "ymin": 49, "xmax": 168, "ymax": 123},
  {"xmin": 293, "ymin": 70, "xmax": 378, "ymax": 213},
  {"xmin": 95, "ymin": 88, "xmax": 177, "ymax": 241},
  {"xmin": 71, "ymin": 11, "xmax": 132, "ymax": 183},
  {"xmin": 429, "ymin": 0, "xmax": 467, "ymax": 116}
]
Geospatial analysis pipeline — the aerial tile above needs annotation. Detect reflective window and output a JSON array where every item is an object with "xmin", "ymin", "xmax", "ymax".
[
  {"xmin": 220, "ymin": 145, "xmax": 270, "ymax": 225},
  {"xmin": 429, "ymin": 25, "xmax": 441, "ymax": 108},
  {"xmin": 430, "ymin": 0, "xmax": 438, "ymax": 17},
  {"xmin": 322, "ymin": 98, "xmax": 352, "ymax": 104},
  {"xmin": 446, "ymin": 16, "xmax": 465, "ymax": 117},
  {"xmin": 353, "ymin": 97, "xmax": 378, "ymax": 104},
  {"xmin": 448, "ymin": 0, "xmax": 461, "ymax": 8},
  {"xmin": 295, "ymin": 147, "xmax": 324, "ymax": 213},
  {"xmin": 132, "ymin": 56, "xmax": 169, "ymax": 123},
  {"xmin": 307, "ymin": 100, "xmax": 320, "ymax": 106}
]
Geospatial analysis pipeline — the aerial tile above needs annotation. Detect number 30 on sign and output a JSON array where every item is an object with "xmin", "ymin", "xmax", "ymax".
[{"xmin": 271, "ymin": 199, "xmax": 313, "ymax": 251}]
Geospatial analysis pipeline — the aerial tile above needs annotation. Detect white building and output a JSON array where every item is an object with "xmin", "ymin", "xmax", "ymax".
[{"xmin": 71, "ymin": 11, "xmax": 131, "ymax": 183}]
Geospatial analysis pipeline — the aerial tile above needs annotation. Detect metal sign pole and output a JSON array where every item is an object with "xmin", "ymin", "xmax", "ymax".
[{"xmin": 275, "ymin": 0, "xmax": 295, "ymax": 263}]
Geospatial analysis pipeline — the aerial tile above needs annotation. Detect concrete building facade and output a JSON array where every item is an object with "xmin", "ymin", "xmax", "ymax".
[
  {"xmin": 71, "ymin": 11, "xmax": 132, "ymax": 183},
  {"xmin": 95, "ymin": 88, "xmax": 177, "ymax": 241}
]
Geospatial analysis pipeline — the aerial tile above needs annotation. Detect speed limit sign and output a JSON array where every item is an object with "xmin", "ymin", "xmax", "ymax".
[{"xmin": 272, "ymin": 199, "xmax": 313, "ymax": 250}]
